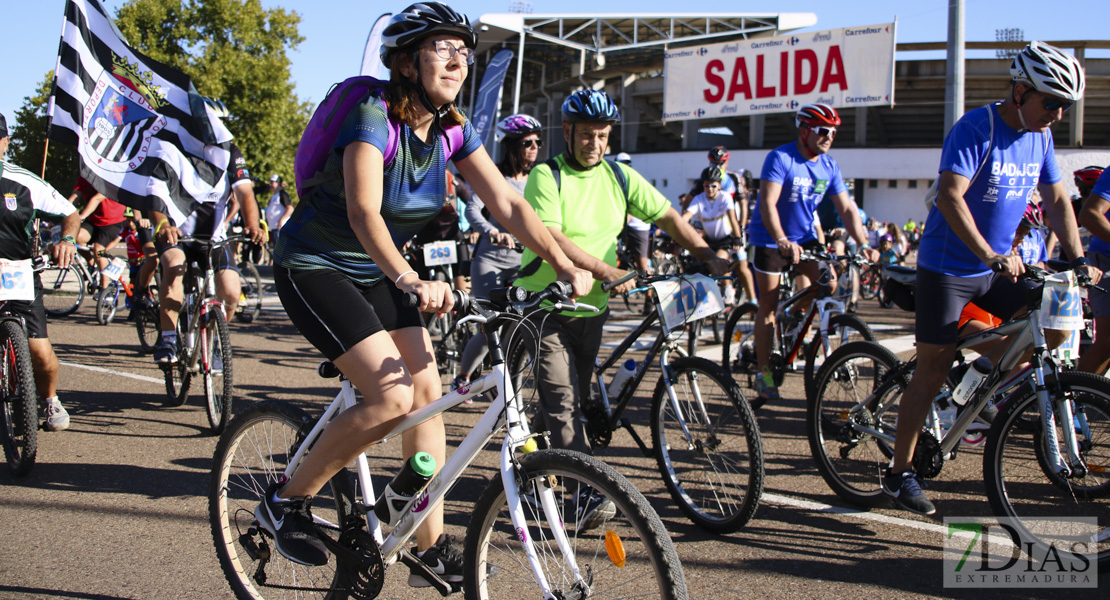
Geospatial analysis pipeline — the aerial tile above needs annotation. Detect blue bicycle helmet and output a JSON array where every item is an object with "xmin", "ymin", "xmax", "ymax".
[{"xmin": 561, "ymin": 89, "xmax": 621, "ymax": 124}]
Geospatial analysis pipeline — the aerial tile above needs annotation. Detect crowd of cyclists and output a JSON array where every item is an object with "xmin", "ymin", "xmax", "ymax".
[{"xmin": 4, "ymin": 0, "xmax": 1110, "ymax": 591}]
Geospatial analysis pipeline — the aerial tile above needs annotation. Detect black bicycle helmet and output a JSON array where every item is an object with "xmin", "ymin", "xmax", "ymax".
[
  {"xmin": 700, "ymin": 166, "xmax": 723, "ymax": 183},
  {"xmin": 561, "ymin": 89, "xmax": 621, "ymax": 124},
  {"xmin": 708, "ymin": 146, "xmax": 730, "ymax": 165},
  {"xmin": 379, "ymin": 2, "xmax": 478, "ymax": 67}
]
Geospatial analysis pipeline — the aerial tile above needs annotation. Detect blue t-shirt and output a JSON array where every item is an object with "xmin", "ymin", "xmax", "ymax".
[
  {"xmin": 918, "ymin": 103, "xmax": 1061, "ymax": 276},
  {"xmin": 276, "ymin": 95, "xmax": 482, "ymax": 283},
  {"xmin": 1087, "ymin": 167, "xmax": 1110, "ymax": 255},
  {"xmin": 749, "ymin": 142, "xmax": 847, "ymax": 247},
  {"xmin": 1016, "ymin": 228, "xmax": 1048, "ymax": 264}
]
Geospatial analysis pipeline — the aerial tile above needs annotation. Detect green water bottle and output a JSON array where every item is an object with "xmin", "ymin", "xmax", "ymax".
[{"xmin": 374, "ymin": 452, "xmax": 436, "ymax": 526}]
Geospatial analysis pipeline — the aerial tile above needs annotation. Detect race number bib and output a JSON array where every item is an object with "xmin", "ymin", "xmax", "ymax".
[
  {"xmin": 651, "ymin": 274, "xmax": 724, "ymax": 333},
  {"xmin": 102, "ymin": 257, "xmax": 127, "ymax": 282},
  {"xmin": 422, "ymin": 241, "xmax": 457, "ymax": 267},
  {"xmin": 1040, "ymin": 272, "xmax": 1083, "ymax": 332},
  {"xmin": 0, "ymin": 259, "xmax": 35, "ymax": 302}
]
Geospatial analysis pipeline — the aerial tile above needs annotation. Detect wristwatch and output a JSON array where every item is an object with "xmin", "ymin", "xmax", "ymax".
[
  {"xmin": 1070, "ymin": 256, "xmax": 1090, "ymax": 268},
  {"xmin": 60, "ymin": 235, "xmax": 76, "ymax": 245}
]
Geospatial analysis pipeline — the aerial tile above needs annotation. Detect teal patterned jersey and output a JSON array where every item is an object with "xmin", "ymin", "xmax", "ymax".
[{"xmin": 276, "ymin": 94, "xmax": 481, "ymax": 284}]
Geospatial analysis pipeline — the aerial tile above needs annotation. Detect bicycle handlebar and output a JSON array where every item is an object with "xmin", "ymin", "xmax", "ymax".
[{"xmin": 401, "ymin": 280, "xmax": 596, "ymax": 317}]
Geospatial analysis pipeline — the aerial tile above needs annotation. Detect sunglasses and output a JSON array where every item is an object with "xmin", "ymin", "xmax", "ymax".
[
  {"xmin": 812, "ymin": 126, "xmax": 837, "ymax": 138},
  {"xmin": 521, "ymin": 139, "xmax": 543, "ymax": 149},
  {"xmin": 1040, "ymin": 93, "xmax": 1074, "ymax": 113},
  {"xmin": 422, "ymin": 41, "xmax": 476, "ymax": 65}
]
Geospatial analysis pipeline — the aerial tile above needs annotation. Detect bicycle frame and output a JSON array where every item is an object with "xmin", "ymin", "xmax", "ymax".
[
  {"xmin": 281, "ymin": 315, "xmax": 588, "ymax": 598},
  {"xmin": 175, "ymin": 239, "xmax": 237, "ymax": 373}
]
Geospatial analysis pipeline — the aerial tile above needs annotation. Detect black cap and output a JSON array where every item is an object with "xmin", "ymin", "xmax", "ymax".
[{"xmin": 0, "ymin": 113, "xmax": 8, "ymax": 138}]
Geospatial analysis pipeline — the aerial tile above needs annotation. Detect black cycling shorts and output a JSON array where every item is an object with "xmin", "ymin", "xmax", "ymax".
[
  {"xmin": 274, "ymin": 265, "xmax": 423, "ymax": 361},
  {"xmin": 81, "ymin": 221, "xmax": 125, "ymax": 248},
  {"xmin": 155, "ymin": 238, "xmax": 235, "ymax": 273},
  {"xmin": 914, "ymin": 267, "xmax": 1032, "ymax": 345},
  {"xmin": 8, "ymin": 273, "xmax": 49, "ymax": 339},
  {"xmin": 753, "ymin": 240, "xmax": 824, "ymax": 274},
  {"xmin": 622, "ymin": 227, "xmax": 651, "ymax": 259}
]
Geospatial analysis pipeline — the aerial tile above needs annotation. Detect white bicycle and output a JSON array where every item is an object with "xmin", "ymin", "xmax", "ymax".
[{"xmin": 209, "ymin": 282, "xmax": 688, "ymax": 600}]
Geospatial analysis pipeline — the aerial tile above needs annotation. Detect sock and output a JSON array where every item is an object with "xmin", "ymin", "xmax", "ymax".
[{"xmin": 162, "ymin": 331, "xmax": 177, "ymax": 343}]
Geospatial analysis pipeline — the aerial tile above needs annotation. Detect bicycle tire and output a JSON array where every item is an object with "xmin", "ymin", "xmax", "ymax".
[
  {"xmin": 95, "ymin": 285, "xmax": 120, "ymax": 326},
  {"xmin": 807, "ymin": 341, "xmax": 907, "ymax": 507},
  {"xmin": 210, "ymin": 400, "xmax": 359, "ymax": 600},
  {"xmin": 204, "ymin": 309, "xmax": 235, "ymax": 434},
  {"xmin": 0, "ymin": 320, "xmax": 38, "ymax": 476},
  {"xmin": 40, "ymin": 263, "xmax": 86, "ymax": 317},
  {"xmin": 720, "ymin": 302, "xmax": 762, "ymax": 404},
  {"xmin": 236, "ymin": 261, "xmax": 263, "ymax": 324},
  {"xmin": 464, "ymin": 449, "xmax": 688, "ymax": 600},
  {"xmin": 983, "ymin": 371, "xmax": 1110, "ymax": 571},
  {"xmin": 803, "ymin": 313, "xmax": 877, "ymax": 402},
  {"xmin": 858, "ymin": 265, "xmax": 880, "ymax": 301},
  {"xmin": 651, "ymin": 356, "xmax": 764, "ymax": 533},
  {"xmin": 136, "ymin": 301, "xmax": 160, "ymax": 354}
]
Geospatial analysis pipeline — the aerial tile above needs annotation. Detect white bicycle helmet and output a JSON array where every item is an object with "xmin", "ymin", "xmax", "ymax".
[{"xmin": 1010, "ymin": 41, "xmax": 1085, "ymax": 101}]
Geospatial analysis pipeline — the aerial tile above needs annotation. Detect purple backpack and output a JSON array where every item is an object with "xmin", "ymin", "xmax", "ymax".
[{"xmin": 294, "ymin": 76, "xmax": 465, "ymax": 197}]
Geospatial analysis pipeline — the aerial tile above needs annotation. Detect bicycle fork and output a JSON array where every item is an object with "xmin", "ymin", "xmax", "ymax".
[
  {"xmin": 659, "ymin": 346, "xmax": 714, "ymax": 451},
  {"xmin": 1029, "ymin": 353, "xmax": 1085, "ymax": 479}
]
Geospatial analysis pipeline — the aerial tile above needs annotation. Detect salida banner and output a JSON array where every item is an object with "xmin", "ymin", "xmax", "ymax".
[{"xmin": 663, "ymin": 22, "xmax": 896, "ymax": 121}]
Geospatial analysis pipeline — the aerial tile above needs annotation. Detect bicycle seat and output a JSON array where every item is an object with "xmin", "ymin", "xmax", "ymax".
[
  {"xmin": 317, "ymin": 361, "xmax": 342, "ymax": 379},
  {"xmin": 883, "ymin": 265, "xmax": 917, "ymax": 284}
]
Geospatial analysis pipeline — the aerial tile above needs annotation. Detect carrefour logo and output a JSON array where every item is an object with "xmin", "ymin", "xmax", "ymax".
[
  {"xmin": 788, "ymin": 100, "xmax": 800, "ymax": 110},
  {"xmin": 697, "ymin": 47, "xmax": 708, "ymax": 56},
  {"xmin": 695, "ymin": 108, "xmax": 706, "ymax": 117},
  {"xmin": 787, "ymin": 37, "xmax": 800, "ymax": 46}
]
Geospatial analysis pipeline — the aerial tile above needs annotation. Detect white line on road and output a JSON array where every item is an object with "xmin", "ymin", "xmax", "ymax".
[
  {"xmin": 60, "ymin": 360, "xmax": 163, "ymax": 384},
  {"xmin": 762, "ymin": 492, "xmax": 946, "ymax": 535}
]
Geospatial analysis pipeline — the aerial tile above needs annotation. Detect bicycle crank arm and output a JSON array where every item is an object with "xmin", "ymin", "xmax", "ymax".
[
  {"xmin": 619, "ymin": 418, "xmax": 652, "ymax": 457},
  {"xmin": 399, "ymin": 548, "xmax": 459, "ymax": 597}
]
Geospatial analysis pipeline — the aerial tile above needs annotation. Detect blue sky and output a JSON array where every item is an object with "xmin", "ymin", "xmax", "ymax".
[{"xmin": 4, "ymin": 0, "xmax": 1102, "ymax": 134}]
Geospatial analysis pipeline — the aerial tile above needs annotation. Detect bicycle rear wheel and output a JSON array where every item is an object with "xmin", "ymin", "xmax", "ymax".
[
  {"xmin": 803, "ymin": 313, "xmax": 877, "ymax": 402},
  {"xmin": 983, "ymin": 371, "xmax": 1110, "ymax": 571},
  {"xmin": 95, "ymin": 284, "xmax": 120, "ymax": 325},
  {"xmin": 40, "ymin": 264, "xmax": 86, "ymax": 317},
  {"xmin": 0, "ymin": 320, "xmax": 38, "ymax": 476},
  {"xmin": 203, "ymin": 309, "xmax": 235, "ymax": 434},
  {"xmin": 237, "ymin": 261, "xmax": 263, "ymax": 324},
  {"xmin": 720, "ymin": 302, "xmax": 761, "ymax": 401},
  {"xmin": 651, "ymin": 356, "xmax": 764, "ymax": 532},
  {"xmin": 136, "ymin": 300, "xmax": 160, "ymax": 354},
  {"xmin": 210, "ymin": 400, "xmax": 358, "ymax": 600},
  {"xmin": 807, "ymin": 341, "xmax": 907, "ymax": 507},
  {"xmin": 464, "ymin": 449, "xmax": 688, "ymax": 599}
]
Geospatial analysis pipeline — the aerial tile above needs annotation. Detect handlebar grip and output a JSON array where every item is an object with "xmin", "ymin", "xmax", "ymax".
[
  {"xmin": 601, "ymin": 271, "xmax": 636, "ymax": 292},
  {"xmin": 549, "ymin": 280, "xmax": 573, "ymax": 297},
  {"xmin": 401, "ymin": 292, "xmax": 420, "ymax": 308}
]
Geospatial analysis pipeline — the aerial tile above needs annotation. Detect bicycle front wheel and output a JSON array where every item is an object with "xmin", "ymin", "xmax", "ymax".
[
  {"xmin": 40, "ymin": 264, "xmax": 86, "ymax": 317},
  {"xmin": 95, "ymin": 285, "xmax": 120, "ymax": 325},
  {"xmin": 651, "ymin": 356, "xmax": 764, "ymax": 532},
  {"xmin": 464, "ymin": 449, "xmax": 687, "ymax": 600},
  {"xmin": 210, "ymin": 400, "xmax": 357, "ymax": 600},
  {"xmin": 136, "ymin": 301, "xmax": 160, "ymax": 354},
  {"xmin": 0, "ymin": 320, "xmax": 38, "ymax": 476},
  {"xmin": 807, "ymin": 341, "xmax": 907, "ymax": 507},
  {"xmin": 803, "ymin": 313, "xmax": 877, "ymax": 402},
  {"xmin": 203, "ymin": 309, "xmax": 235, "ymax": 434},
  {"xmin": 983, "ymin": 371, "xmax": 1110, "ymax": 571}
]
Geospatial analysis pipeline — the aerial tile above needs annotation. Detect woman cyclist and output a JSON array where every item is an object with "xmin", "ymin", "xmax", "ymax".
[
  {"xmin": 455, "ymin": 113, "xmax": 543, "ymax": 387},
  {"xmin": 259, "ymin": 2, "xmax": 590, "ymax": 584}
]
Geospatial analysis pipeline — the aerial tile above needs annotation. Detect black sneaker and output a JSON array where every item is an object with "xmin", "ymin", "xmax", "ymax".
[
  {"xmin": 957, "ymin": 397, "xmax": 999, "ymax": 425},
  {"xmin": 254, "ymin": 482, "xmax": 330, "ymax": 566},
  {"xmin": 408, "ymin": 533, "xmax": 464, "ymax": 588},
  {"xmin": 882, "ymin": 470, "xmax": 936, "ymax": 516},
  {"xmin": 154, "ymin": 337, "xmax": 178, "ymax": 364},
  {"xmin": 569, "ymin": 486, "xmax": 616, "ymax": 533}
]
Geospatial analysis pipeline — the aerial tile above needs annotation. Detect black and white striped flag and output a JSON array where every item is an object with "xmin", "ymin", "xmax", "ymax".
[{"xmin": 48, "ymin": 0, "xmax": 232, "ymax": 226}]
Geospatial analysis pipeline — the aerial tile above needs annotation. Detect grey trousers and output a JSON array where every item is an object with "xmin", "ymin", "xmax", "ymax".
[{"xmin": 522, "ymin": 309, "xmax": 608, "ymax": 455}]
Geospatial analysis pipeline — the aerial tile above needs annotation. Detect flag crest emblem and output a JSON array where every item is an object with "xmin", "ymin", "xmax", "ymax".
[{"xmin": 82, "ymin": 71, "xmax": 166, "ymax": 172}]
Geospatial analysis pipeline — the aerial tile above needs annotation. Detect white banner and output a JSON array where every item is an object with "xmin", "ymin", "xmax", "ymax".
[{"xmin": 663, "ymin": 22, "xmax": 896, "ymax": 121}]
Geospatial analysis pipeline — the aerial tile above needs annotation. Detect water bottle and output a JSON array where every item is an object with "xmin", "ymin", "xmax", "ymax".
[
  {"xmin": 374, "ymin": 452, "xmax": 436, "ymax": 526},
  {"xmin": 607, "ymin": 359, "xmax": 638, "ymax": 398},
  {"xmin": 951, "ymin": 356, "xmax": 992, "ymax": 406}
]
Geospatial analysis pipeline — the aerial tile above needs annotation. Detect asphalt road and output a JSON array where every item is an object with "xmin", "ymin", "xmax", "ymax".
[{"xmin": 0, "ymin": 270, "xmax": 1104, "ymax": 600}]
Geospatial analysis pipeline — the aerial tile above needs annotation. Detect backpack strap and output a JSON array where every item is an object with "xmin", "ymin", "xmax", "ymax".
[{"xmin": 542, "ymin": 157, "xmax": 629, "ymax": 208}]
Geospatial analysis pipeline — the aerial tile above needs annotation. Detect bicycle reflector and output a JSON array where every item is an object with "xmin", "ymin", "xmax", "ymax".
[{"xmin": 605, "ymin": 530, "xmax": 626, "ymax": 567}]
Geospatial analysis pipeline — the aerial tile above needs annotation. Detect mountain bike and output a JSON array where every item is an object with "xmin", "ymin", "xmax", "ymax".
[
  {"xmin": 161, "ymin": 236, "xmax": 243, "ymax": 433},
  {"xmin": 38, "ymin": 245, "xmax": 98, "ymax": 318},
  {"xmin": 209, "ymin": 282, "xmax": 688, "ymax": 599},
  {"xmin": 722, "ymin": 251, "xmax": 875, "ymax": 407},
  {"xmin": 508, "ymin": 271, "xmax": 764, "ymax": 533},
  {"xmin": 0, "ymin": 257, "xmax": 51, "ymax": 476},
  {"xmin": 808, "ymin": 264, "xmax": 1110, "ymax": 569},
  {"xmin": 93, "ymin": 252, "xmax": 138, "ymax": 326}
]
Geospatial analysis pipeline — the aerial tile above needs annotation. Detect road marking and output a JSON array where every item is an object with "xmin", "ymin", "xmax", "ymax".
[
  {"xmin": 762, "ymin": 491, "xmax": 946, "ymax": 535},
  {"xmin": 60, "ymin": 360, "xmax": 163, "ymax": 384}
]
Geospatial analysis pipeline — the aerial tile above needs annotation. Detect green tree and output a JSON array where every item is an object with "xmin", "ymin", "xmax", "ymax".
[
  {"xmin": 6, "ymin": 71, "xmax": 80, "ymax": 194},
  {"xmin": 115, "ymin": 0, "xmax": 311, "ymax": 204}
]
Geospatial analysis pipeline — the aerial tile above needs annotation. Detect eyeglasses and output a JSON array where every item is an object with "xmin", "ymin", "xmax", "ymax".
[
  {"xmin": 422, "ymin": 40, "xmax": 476, "ymax": 65},
  {"xmin": 812, "ymin": 126, "xmax": 837, "ymax": 138},
  {"xmin": 521, "ymin": 139, "xmax": 543, "ymax": 149},
  {"xmin": 1040, "ymin": 93, "xmax": 1074, "ymax": 113},
  {"xmin": 704, "ymin": 183, "xmax": 720, "ymax": 189}
]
